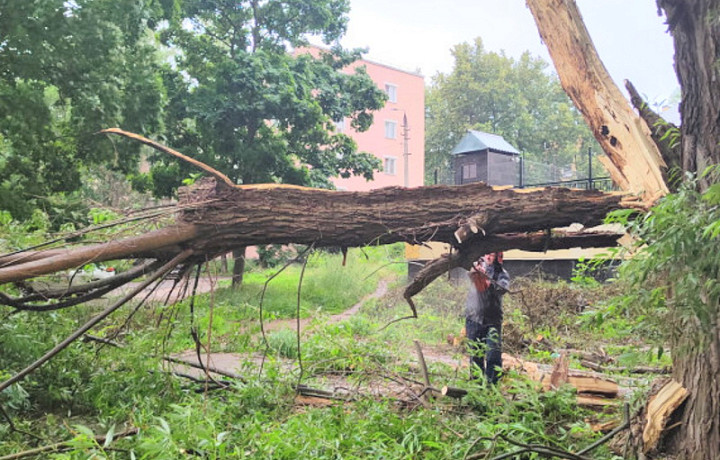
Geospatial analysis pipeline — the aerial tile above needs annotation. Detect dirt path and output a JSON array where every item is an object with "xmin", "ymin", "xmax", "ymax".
[
  {"xmin": 259, "ymin": 279, "xmax": 389, "ymax": 336},
  {"xmin": 119, "ymin": 276, "xmax": 229, "ymax": 303}
]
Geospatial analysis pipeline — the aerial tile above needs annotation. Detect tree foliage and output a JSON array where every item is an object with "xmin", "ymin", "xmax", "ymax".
[
  {"xmin": 612, "ymin": 168, "xmax": 720, "ymax": 347},
  {"xmin": 138, "ymin": 0, "xmax": 386, "ymax": 195},
  {"xmin": 0, "ymin": 0, "xmax": 168, "ymax": 219},
  {"xmin": 425, "ymin": 38, "xmax": 600, "ymax": 184}
]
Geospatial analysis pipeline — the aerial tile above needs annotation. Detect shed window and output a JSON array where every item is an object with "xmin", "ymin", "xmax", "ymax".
[{"xmin": 462, "ymin": 163, "xmax": 477, "ymax": 180}]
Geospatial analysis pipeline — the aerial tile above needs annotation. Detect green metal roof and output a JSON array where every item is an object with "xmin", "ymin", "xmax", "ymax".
[{"xmin": 450, "ymin": 130, "xmax": 520, "ymax": 155}]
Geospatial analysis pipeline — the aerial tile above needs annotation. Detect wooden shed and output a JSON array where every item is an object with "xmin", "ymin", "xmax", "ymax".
[{"xmin": 451, "ymin": 130, "xmax": 520, "ymax": 186}]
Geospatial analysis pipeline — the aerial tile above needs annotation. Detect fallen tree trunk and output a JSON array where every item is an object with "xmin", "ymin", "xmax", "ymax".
[
  {"xmin": 525, "ymin": 0, "xmax": 669, "ymax": 204},
  {"xmin": 0, "ymin": 177, "xmax": 638, "ymax": 285}
]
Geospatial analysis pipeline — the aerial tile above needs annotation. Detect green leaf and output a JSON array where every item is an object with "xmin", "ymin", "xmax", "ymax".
[{"xmin": 103, "ymin": 424, "xmax": 116, "ymax": 448}]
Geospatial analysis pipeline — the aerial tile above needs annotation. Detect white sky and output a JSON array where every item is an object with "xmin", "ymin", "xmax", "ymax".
[{"xmin": 337, "ymin": 0, "xmax": 679, "ymax": 119}]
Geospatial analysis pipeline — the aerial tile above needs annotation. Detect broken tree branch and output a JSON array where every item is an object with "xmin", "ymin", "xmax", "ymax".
[
  {"xmin": 403, "ymin": 229, "xmax": 622, "ymax": 306},
  {"xmin": 526, "ymin": 0, "xmax": 669, "ymax": 204},
  {"xmin": 0, "ymin": 251, "xmax": 191, "ymax": 394},
  {"xmin": 0, "ymin": 427, "xmax": 139, "ymax": 460}
]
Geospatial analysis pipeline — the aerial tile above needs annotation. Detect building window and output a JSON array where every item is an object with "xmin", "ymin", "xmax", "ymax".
[
  {"xmin": 384, "ymin": 156, "xmax": 397, "ymax": 175},
  {"xmin": 334, "ymin": 118, "xmax": 345, "ymax": 133},
  {"xmin": 385, "ymin": 83, "xmax": 397, "ymax": 103},
  {"xmin": 462, "ymin": 163, "xmax": 477, "ymax": 180},
  {"xmin": 385, "ymin": 120, "xmax": 397, "ymax": 139}
]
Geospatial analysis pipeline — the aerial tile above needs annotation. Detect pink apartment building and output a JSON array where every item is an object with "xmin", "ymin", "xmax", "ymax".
[{"xmin": 332, "ymin": 57, "xmax": 425, "ymax": 190}]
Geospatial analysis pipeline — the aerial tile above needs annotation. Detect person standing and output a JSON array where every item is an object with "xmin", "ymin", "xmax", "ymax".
[{"xmin": 465, "ymin": 252, "xmax": 510, "ymax": 384}]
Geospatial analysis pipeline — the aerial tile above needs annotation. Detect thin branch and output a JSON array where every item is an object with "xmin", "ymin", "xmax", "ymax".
[
  {"xmin": 187, "ymin": 264, "xmax": 227, "ymax": 389},
  {"xmin": 204, "ymin": 260, "xmax": 218, "ymax": 395},
  {"xmin": 107, "ymin": 271, "xmax": 167, "ymax": 342},
  {"xmin": 163, "ymin": 356, "xmax": 246, "ymax": 382},
  {"xmin": 100, "ymin": 128, "xmax": 236, "ymax": 188},
  {"xmin": 576, "ymin": 402, "xmax": 630, "ymax": 455},
  {"xmin": 2, "ymin": 261, "xmax": 162, "ymax": 312},
  {"xmin": 82, "ymin": 334, "xmax": 123, "ymax": 348},
  {"xmin": 0, "ymin": 404, "xmax": 44, "ymax": 442},
  {"xmin": 0, "ymin": 427, "xmax": 138, "ymax": 460},
  {"xmin": 0, "ymin": 251, "xmax": 191, "ymax": 394},
  {"xmin": 0, "ymin": 210, "xmax": 173, "ymax": 266},
  {"xmin": 413, "ymin": 340, "xmax": 432, "ymax": 401},
  {"xmin": 10, "ymin": 260, "xmax": 158, "ymax": 302},
  {"xmin": 257, "ymin": 245, "xmax": 314, "ymax": 377},
  {"xmin": 295, "ymin": 243, "xmax": 314, "ymax": 389}
]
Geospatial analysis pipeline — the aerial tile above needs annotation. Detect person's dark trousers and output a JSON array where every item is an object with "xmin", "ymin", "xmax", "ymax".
[{"xmin": 466, "ymin": 318, "xmax": 502, "ymax": 384}]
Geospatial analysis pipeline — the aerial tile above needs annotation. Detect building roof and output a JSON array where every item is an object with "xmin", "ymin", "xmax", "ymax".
[{"xmin": 450, "ymin": 130, "xmax": 520, "ymax": 155}]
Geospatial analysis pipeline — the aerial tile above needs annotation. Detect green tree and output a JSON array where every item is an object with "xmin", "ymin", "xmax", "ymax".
[
  {"xmin": 425, "ymin": 38, "xmax": 599, "ymax": 184},
  {"xmin": 0, "ymin": 0, "xmax": 168, "ymax": 221},
  {"xmin": 139, "ymin": 0, "xmax": 385, "ymax": 285},
  {"xmin": 144, "ymin": 0, "xmax": 386, "ymax": 192}
]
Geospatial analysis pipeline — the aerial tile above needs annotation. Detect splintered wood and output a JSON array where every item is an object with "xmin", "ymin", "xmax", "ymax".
[
  {"xmin": 525, "ymin": 0, "xmax": 668, "ymax": 205},
  {"xmin": 642, "ymin": 379, "xmax": 688, "ymax": 453}
]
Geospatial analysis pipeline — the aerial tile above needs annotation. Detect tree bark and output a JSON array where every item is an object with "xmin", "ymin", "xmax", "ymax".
[
  {"xmin": 232, "ymin": 247, "xmax": 246, "ymax": 288},
  {"xmin": 654, "ymin": 2, "xmax": 720, "ymax": 458},
  {"xmin": 0, "ymin": 177, "xmax": 638, "ymax": 285},
  {"xmin": 658, "ymin": 0, "xmax": 720, "ymax": 191},
  {"xmin": 525, "ymin": 0, "xmax": 669, "ymax": 204},
  {"xmin": 666, "ymin": 330, "xmax": 720, "ymax": 459}
]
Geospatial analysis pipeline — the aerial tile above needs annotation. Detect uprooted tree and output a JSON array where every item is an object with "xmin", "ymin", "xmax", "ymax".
[{"xmin": 526, "ymin": 0, "xmax": 720, "ymax": 458}]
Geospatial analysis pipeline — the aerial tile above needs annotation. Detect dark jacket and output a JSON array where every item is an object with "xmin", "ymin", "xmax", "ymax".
[{"xmin": 465, "ymin": 261, "xmax": 510, "ymax": 325}]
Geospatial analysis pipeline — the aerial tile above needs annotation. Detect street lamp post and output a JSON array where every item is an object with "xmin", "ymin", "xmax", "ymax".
[
  {"xmin": 390, "ymin": 108, "xmax": 410, "ymax": 187},
  {"xmin": 401, "ymin": 112, "xmax": 410, "ymax": 187}
]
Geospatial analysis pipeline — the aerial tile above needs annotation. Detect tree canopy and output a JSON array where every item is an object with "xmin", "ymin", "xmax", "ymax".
[
  {"xmin": 136, "ymin": 0, "xmax": 387, "ymax": 196},
  {"xmin": 0, "ymin": 0, "xmax": 169, "ymax": 220},
  {"xmin": 1, "ymin": 0, "xmax": 388, "ymax": 223},
  {"xmin": 425, "ymin": 38, "xmax": 600, "ymax": 185}
]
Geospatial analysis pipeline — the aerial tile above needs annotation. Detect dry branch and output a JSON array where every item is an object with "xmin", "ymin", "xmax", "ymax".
[{"xmin": 403, "ymin": 229, "xmax": 622, "ymax": 307}]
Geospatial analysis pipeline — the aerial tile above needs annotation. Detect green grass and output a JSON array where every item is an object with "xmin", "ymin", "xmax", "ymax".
[{"xmin": 2, "ymin": 255, "xmax": 655, "ymax": 460}]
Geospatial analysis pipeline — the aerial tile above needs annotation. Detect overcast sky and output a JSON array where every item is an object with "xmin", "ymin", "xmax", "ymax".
[{"xmin": 337, "ymin": 0, "xmax": 679, "ymax": 119}]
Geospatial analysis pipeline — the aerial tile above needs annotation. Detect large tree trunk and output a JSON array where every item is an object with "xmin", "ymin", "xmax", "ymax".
[
  {"xmin": 527, "ymin": 1, "xmax": 720, "ymax": 457},
  {"xmin": 525, "ymin": 0, "xmax": 669, "ymax": 204},
  {"xmin": 656, "ymin": 1, "xmax": 720, "ymax": 458},
  {"xmin": 667, "ymin": 331, "xmax": 720, "ymax": 459},
  {"xmin": 659, "ymin": 0, "xmax": 720, "ymax": 190}
]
